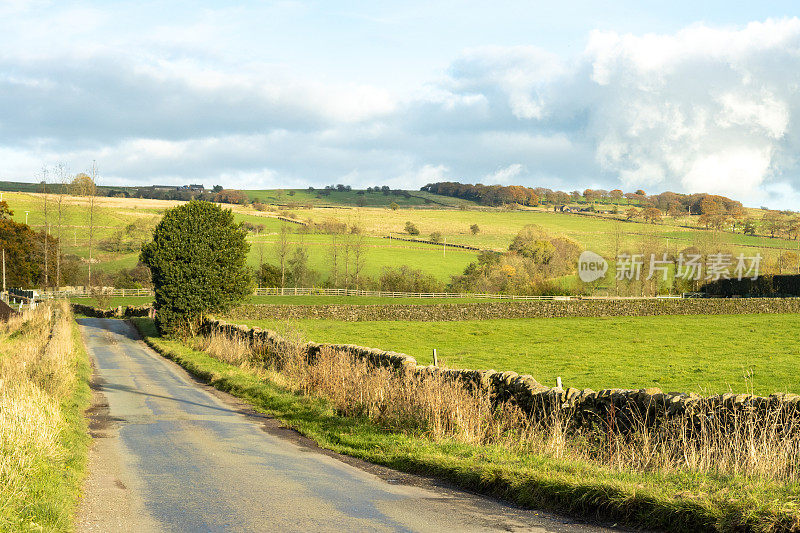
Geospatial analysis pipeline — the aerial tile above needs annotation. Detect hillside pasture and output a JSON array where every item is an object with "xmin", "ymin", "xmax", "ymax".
[
  {"xmin": 288, "ymin": 205, "xmax": 800, "ymax": 258},
  {"xmin": 246, "ymin": 233, "xmax": 478, "ymax": 282},
  {"xmin": 244, "ymin": 188, "xmax": 475, "ymax": 208},
  {"xmin": 5, "ymin": 190, "xmax": 800, "ymax": 289}
]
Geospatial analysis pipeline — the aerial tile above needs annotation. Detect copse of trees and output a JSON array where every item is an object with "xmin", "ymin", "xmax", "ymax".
[
  {"xmin": 421, "ymin": 182, "xmax": 539, "ymax": 206},
  {"xmin": 759, "ymin": 210, "xmax": 800, "ymax": 240},
  {"xmin": 646, "ymin": 191, "xmax": 744, "ymax": 218},
  {"xmin": 140, "ymin": 200, "xmax": 251, "ymax": 335},
  {"xmin": 642, "ymin": 207, "xmax": 663, "ymax": 224},
  {"xmin": 0, "ymin": 201, "xmax": 60, "ymax": 288},
  {"xmin": 405, "ymin": 222, "xmax": 419, "ymax": 235},
  {"xmin": 214, "ymin": 189, "xmax": 250, "ymax": 205},
  {"xmin": 451, "ymin": 224, "xmax": 580, "ymax": 295},
  {"xmin": 379, "ymin": 265, "xmax": 444, "ymax": 293},
  {"xmin": 421, "ymin": 182, "xmax": 745, "ymax": 215}
]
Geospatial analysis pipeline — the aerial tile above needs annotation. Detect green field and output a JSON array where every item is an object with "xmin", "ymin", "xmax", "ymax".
[
  {"xmin": 247, "ymin": 233, "xmax": 477, "ymax": 282},
  {"xmin": 287, "ymin": 205, "xmax": 800, "ymax": 257},
  {"xmin": 245, "ymin": 313, "xmax": 800, "ymax": 396},
  {"xmin": 69, "ymin": 296, "xmax": 153, "ymax": 307},
  {"xmin": 5, "ymin": 189, "xmax": 800, "ymax": 289},
  {"xmin": 244, "ymin": 188, "xmax": 475, "ymax": 208}
]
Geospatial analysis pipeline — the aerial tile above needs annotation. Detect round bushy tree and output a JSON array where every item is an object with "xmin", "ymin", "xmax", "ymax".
[{"xmin": 140, "ymin": 200, "xmax": 251, "ymax": 334}]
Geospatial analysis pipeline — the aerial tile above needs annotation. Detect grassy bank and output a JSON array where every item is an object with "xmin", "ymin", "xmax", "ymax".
[
  {"xmin": 132, "ymin": 317, "xmax": 800, "ymax": 532},
  {"xmin": 239, "ymin": 313, "xmax": 800, "ymax": 396},
  {"xmin": 0, "ymin": 302, "xmax": 91, "ymax": 531}
]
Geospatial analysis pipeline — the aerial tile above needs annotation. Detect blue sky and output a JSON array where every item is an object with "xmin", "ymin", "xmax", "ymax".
[{"xmin": 2, "ymin": 1, "xmax": 800, "ymax": 207}]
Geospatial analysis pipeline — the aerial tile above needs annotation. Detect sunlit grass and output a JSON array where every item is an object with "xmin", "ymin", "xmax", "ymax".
[
  {"xmin": 247, "ymin": 313, "xmax": 800, "ymax": 396},
  {"xmin": 0, "ymin": 302, "xmax": 91, "ymax": 530}
]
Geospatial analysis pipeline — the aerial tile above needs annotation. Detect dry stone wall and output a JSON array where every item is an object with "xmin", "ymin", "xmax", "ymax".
[
  {"xmin": 202, "ymin": 317, "xmax": 800, "ymax": 433},
  {"xmin": 227, "ymin": 297, "xmax": 800, "ymax": 322},
  {"xmin": 72, "ymin": 303, "xmax": 154, "ymax": 318}
]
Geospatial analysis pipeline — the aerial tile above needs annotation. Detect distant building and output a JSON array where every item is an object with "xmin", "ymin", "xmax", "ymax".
[{"xmin": 148, "ymin": 184, "xmax": 205, "ymax": 192}]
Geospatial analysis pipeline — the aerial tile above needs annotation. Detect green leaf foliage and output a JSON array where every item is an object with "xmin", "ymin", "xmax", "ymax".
[{"xmin": 140, "ymin": 200, "xmax": 251, "ymax": 334}]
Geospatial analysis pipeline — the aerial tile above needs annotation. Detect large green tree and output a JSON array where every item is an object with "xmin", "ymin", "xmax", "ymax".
[{"xmin": 140, "ymin": 200, "xmax": 250, "ymax": 334}]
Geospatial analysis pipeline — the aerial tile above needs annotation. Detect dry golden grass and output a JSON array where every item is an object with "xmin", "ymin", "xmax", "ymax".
[
  {"xmin": 0, "ymin": 301, "xmax": 83, "ymax": 529},
  {"xmin": 194, "ymin": 329, "xmax": 800, "ymax": 485}
]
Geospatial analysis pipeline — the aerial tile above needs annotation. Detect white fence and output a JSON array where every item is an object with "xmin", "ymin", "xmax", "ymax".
[{"xmin": 39, "ymin": 288, "xmax": 154, "ymax": 299}]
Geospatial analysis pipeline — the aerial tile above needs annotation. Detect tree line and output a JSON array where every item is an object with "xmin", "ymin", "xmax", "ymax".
[{"xmin": 420, "ymin": 181, "xmax": 744, "ymax": 216}]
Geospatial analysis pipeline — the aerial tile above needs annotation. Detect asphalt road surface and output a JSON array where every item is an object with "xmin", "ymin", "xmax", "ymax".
[{"xmin": 76, "ymin": 318, "xmax": 620, "ymax": 533}]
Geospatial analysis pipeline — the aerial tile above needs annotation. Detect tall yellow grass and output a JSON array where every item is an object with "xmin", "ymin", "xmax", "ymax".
[
  {"xmin": 194, "ymin": 330, "xmax": 800, "ymax": 483},
  {"xmin": 0, "ymin": 302, "xmax": 78, "ymax": 527}
]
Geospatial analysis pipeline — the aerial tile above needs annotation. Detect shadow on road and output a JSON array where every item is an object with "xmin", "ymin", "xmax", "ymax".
[{"xmin": 99, "ymin": 381, "xmax": 248, "ymax": 416}]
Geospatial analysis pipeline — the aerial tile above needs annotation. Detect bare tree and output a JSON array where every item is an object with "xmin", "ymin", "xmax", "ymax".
[
  {"xmin": 73, "ymin": 163, "xmax": 99, "ymax": 288},
  {"xmin": 54, "ymin": 164, "xmax": 69, "ymax": 288},
  {"xmin": 288, "ymin": 233, "xmax": 310, "ymax": 286},
  {"xmin": 89, "ymin": 164, "xmax": 98, "ymax": 288},
  {"xmin": 638, "ymin": 233, "xmax": 661, "ymax": 297},
  {"xmin": 350, "ymin": 223, "xmax": 366, "ymax": 289},
  {"xmin": 328, "ymin": 230, "xmax": 340, "ymax": 288},
  {"xmin": 40, "ymin": 166, "xmax": 49, "ymax": 289},
  {"xmin": 274, "ymin": 223, "xmax": 291, "ymax": 293},
  {"xmin": 612, "ymin": 220, "xmax": 623, "ymax": 295},
  {"xmin": 341, "ymin": 228, "xmax": 351, "ymax": 288}
]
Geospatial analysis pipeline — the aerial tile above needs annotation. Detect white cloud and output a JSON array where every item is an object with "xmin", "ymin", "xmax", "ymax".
[
  {"xmin": 486, "ymin": 164, "xmax": 525, "ymax": 183},
  {"xmin": 2, "ymin": 8, "xmax": 800, "ymax": 207},
  {"xmin": 447, "ymin": 45, "xmax": 565, "ymax": 119},
  {"xmin": 717, "ymin": 91, "xmax": 788, "ymax": 139},
  {"xmin": 404, "ymin": 164, "xmax": 450, "ymax": 185},
  {"xmin": 581, "ymin": 18, "xmax": 800, "ymax": 202},
  {"xmin": 682, "ymin": 148, "xmax": 773, "ymax": 198}
]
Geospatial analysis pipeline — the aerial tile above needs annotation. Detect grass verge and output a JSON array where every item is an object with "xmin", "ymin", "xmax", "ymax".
[
  {"xmin": 132, "ymin": 317, "xmax": 800, "ymax": 532},
  {"xmin": 0, "ymin": 303, "xmax": 92, "ymax": 531}
]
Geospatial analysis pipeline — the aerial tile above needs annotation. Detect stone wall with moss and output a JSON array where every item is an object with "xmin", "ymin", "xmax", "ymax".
[
  {"xmin": 202, "ymin": 316, "xmax": 800, "ymax": 433},
  {"xmin": 227, "ymin": 298, "xmax": 800, "ymax": 322}
]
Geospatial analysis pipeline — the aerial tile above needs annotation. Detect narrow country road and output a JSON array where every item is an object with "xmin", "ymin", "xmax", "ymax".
[{"xmin": 76, "ymin": 318, "xmax": 617, "ymax": 533}]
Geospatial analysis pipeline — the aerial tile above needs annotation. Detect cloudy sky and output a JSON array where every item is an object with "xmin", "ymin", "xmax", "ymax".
[{"xmin": 2, "ymin": 1, "xmax": 800, "ymax": 208}]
